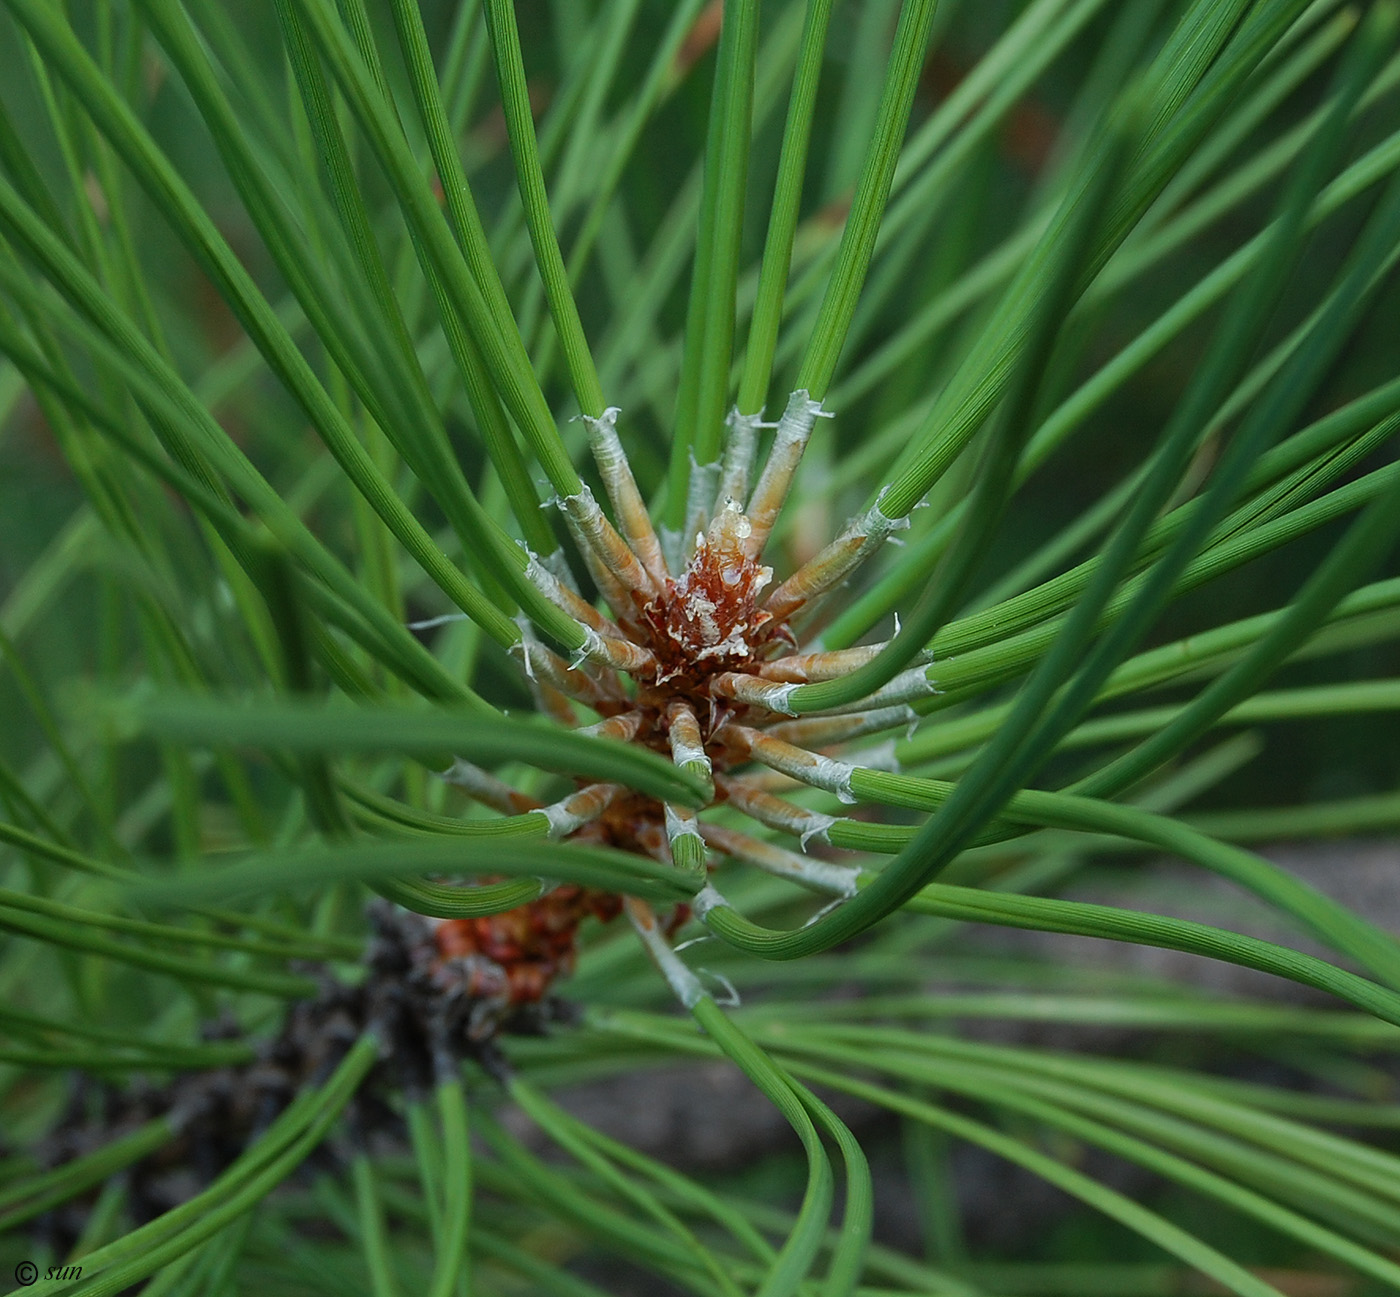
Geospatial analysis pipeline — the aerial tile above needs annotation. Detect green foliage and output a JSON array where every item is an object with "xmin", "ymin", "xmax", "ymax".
[{"xmin": 2, "ymin": 0, "xmax": 1400, "ymax": 1293}]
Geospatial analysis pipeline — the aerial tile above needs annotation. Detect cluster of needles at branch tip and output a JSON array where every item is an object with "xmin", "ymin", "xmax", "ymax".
[{"xmin": 432, "ymin": 392, "xmax": 934, "ymax": 1022}]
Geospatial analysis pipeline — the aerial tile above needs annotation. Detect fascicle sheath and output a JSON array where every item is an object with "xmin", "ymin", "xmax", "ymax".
[
  {"xmin": 559, "ymin": 501, "xmax": 638, "ymax": 624},
  {"xmin": 576, "ymin": 708, "xmax": 648, "ymax": 742},
  {"xmin": 721, "ymin": 725, "xmax": 857, "ymax": 802},
  {"xmin": 717, "ymin": 407, "xmax": 768, "ymax": 509},
  {"xmin": 573, "ymin": 625, "xmax": 657, "ymax": 674},
  {"xmin": 665, "ymin": 701, "xmax": 709, "ymax": 768},
  {"xmin": 759, "ymin": 642, "xmax": 932, "ymax": 682},
  {"xmin": 744, "ymin": 390, "xmax": 832, "ymax": 557},
  {"xmin": 664, "ymin": 802, "xmax": 704, "ymax": 843},
  {"xmin": 524, "ymin": 546, "xmax": 631, "ymax": 641},
  {"xmin": 851, "ymin": 739, "xmax": 900, "ymax": 772},
  {"xmin": 658, "ymin": 525, "xmax": 686, "ymax": 578},
  {"xmin": 441, "ymin": 759, "xmax": 541, "ymax": 814},
  {"xmin": 701, "ymin": 823, "xmax": 859, "ymax": 896},
  {"xmin": 510, "ymin": 614, "xmax": 583, "ymax": 724},
  {"xmin": 717, "ymin": 774, "xmax": 836, "ymax": 849},
  {"xmin": 766, "ymin": 704, "xmax": 920, "ymax": 748},
  {"xmin": 818, "ymin": 664, "xmax": 941, "ymax": 715},
  {"xmin": 537, "ymin": 546, "xmax": 581, "ymax": 594},
  {"xmin": 559, "ymin": 483, "xmax": 658, "ymax": 601},
  {"xmin": 664, "ymin": 803, "xmax": 707, "ymax": 875},
  {"xmin": 691, "ymin": 882, "xmax": 729, "ymax": 921},
  {"xmin": 510, "ymin": 625, "xmax": 623, "ymax": 704},
  {"xmin": 710, "ymin": 673, "xmax": 799, "ymax": 715},
  {"xmin": 584, "ymin": 407, "xmax": 669, "ymax": 586},
  {"xmin": 742, "ymin": 768, "xmax": 805, "ymax": 792},
  {"xmin": 535, "ymin": 782, "xmax": 622, "ymax": 839},
  {"xmin": 626, "ymin": 898, "xmax": 705, "ymax": 1008},
  {"xmin": 763, "ymin": 496, "xmax": 910, "ymax": 622},
  {"xmin": 682, "ymin": 455, "xmax": 723, "ymax": 566},
  {"xmin": 665, "ymin": 701, "xmax": 714, "ymax": 802}
]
